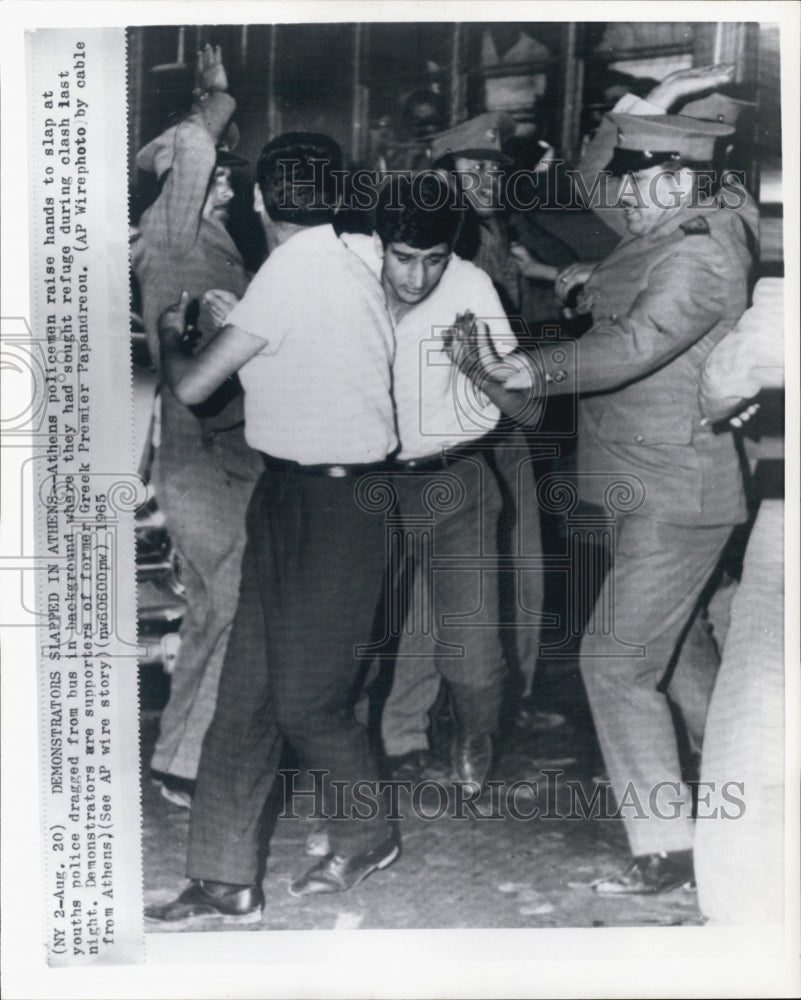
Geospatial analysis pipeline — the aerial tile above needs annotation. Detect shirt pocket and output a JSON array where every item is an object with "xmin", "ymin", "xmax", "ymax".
[{"xmin": 596, "ymin": 403, "xmax": 694, "ymax": 447}]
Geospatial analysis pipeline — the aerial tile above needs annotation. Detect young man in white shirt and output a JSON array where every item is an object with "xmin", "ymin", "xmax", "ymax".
[
  {"xmin": 343, "ymin": 173, "xmax": 521, "ymax": 792},
  {"xmin": 147, "ymin": 132, "xmax": 400, "ymax": 923}
]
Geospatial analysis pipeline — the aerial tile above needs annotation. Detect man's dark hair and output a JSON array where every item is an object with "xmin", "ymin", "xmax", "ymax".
[
  {"xmin": 256, "ymin": 132, "xmax": 343, "ymax": 226},
  {"xmin": 375, "ymin": 172, "xmax": 464, "ymax": 249}
]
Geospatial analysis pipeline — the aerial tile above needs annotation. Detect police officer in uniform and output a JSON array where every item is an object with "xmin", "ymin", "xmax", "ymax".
[
  {"xmin": 132, "ymin": 46, "xmax": 263, "ymax": 806},
  {"xmin": 448, "ymin": 112, "xmax": 759, "ymax": 894}
]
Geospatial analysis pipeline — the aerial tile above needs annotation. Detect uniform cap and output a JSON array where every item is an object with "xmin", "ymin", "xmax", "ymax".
[
  {"xmin": 216, "ymin": 147, "xmax": 249, "ymax": 170},
  {"xmin": 680, "ymin": 91, "xmax": 752, "ymax": 128},
  {"xmin": 606, "ymin": 112, "xmax": 735, "ymax": 175},
  {"xmin": 429, "ymin": 111, "xmax": 517, "ymax": 165}
]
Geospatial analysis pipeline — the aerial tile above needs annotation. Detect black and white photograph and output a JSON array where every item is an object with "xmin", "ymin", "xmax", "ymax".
[{"xmin": 2, "ymin": 3, "xmax": 799, "ymax": 998}]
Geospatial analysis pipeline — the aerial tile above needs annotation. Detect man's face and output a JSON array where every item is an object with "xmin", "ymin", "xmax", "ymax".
[
  {"xmin": 619, "ymin": 164, "xmax": 683, "ymax": 236},
  {"xmin": 380, "ymin": 241, "xmax": 451, "ymax": 307},
  {"xmin": 408, "ymin": 101, "xmax": 442, "ymax": 139},
  {"xmin": 453, "ymin": 157, "xmax": 505, "ymax": 217},
  {"xmin": 203, "ymin": 166, "xmax": 234, "ymax": 221}
]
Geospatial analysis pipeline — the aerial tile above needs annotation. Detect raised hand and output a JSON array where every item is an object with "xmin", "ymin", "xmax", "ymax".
[
  {"xmin": 444, "ymin": 310, "xmax": 484, "ymax": 375},
  {"xmin": 195, "ymin": 43, "xmax": 228, "ymax": 95},
  {"xmin": 444, "ymin": 311, "xmax": 497, "ymax": 379},
  {"xmin": 444, "ymin": 312, "xmax": 536, "ymax": 396},
  {"xmin": 443, "ymin": 310, "xmax": 474, "ymax": 373},
  {"xmin": 646, "ymin": 63, "xmax": 735, "ymax": 111}
]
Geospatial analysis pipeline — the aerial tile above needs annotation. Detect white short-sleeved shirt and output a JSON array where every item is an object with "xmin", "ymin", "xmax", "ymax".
[
  {"xmin": 226, "ymin": 224, "xmax": 397, "ymax": 464},
  {"xmin": 342, "ymin": 233, "xmax": 516, "ymax": 460}
]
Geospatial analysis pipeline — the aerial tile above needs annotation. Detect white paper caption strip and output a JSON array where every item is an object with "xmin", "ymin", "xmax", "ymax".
[{"xmin": 27, "ymin": 27, "xmax": 144, "ymax": 965}]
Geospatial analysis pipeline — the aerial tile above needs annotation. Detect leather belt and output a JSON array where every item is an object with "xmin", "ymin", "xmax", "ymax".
[
  {"xmin": 393, "ymin": 437, "xmax": 490, "ymax": 472},
  {"xmin": 261, "ymin": 452, "xmax": 391, "ymax": 478}
]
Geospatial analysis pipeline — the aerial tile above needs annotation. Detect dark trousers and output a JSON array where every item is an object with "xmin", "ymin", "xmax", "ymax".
[
  {"xmin": 187, "ymin": 466, "xmax": 389, "ymax": 885},
  {"xmin": 378, "ymin": 451, "xmax": 507, "ymax": 739}
]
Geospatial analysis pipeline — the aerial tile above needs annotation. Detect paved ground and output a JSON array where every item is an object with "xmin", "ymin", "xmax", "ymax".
[{"xmin": 140, "ymin": 676, "xmax": 703, "ymax": 934}]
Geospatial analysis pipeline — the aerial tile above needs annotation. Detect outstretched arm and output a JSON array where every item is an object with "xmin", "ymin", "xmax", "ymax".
[
  {"xmin": 142, "ymin": 45, "xmax": 236, "ymax": 257},
  {"xmin": 447, "ymin": 248, "xmax": 734, "ymax": 422},
  {"xmin": 645, "ymin": 63, "xmax": 736, "ymax": 112},
  {"xmin": 158, "ymin": 291, "xmax": 265, "ymax": 406}
]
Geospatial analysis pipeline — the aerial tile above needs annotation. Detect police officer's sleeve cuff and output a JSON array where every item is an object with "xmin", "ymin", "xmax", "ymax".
[{"xmin": 611, "ymin": 94, "xmax": 667, "ymax": 117}]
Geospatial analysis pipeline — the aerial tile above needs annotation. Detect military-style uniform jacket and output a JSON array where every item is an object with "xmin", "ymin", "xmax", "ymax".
[
  {"xmin": 132, "ymin": 92, "xmax": 249, "ymax": 353},
  {"xmin": 131, "ymin": 92, "xmax": 253, "ymax": 453},
  {"xmin": 542, "ymin": 199, "xmax": 758, "ymax": 525}
]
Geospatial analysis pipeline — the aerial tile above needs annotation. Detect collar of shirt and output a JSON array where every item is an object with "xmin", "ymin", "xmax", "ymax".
[
  {"xmin": 341, "ymin": 231, "xmax": 516, "ymax": 459},
  {"xmin": 340, "ymin": 230, "xmax": 384, "ymax": 282},
  {"xmin": 269, "ymin": 220, "xmax": 340, "ymax": 261}
]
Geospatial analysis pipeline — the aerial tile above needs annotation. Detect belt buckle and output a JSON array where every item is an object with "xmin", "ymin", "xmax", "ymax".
[
  {"xmin": 327, "ymin": 465, "xmax": 348, "ymax": 478},
  {"xmin": 412, "ymin": 453, "xmax": 446, "ymax": 471}
]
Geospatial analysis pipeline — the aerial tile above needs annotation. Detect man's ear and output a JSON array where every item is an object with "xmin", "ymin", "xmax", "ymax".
[
  {"xmin": 372, "ymin": 232, "xmax": 385, "ymax": 260},
  {"xmin": 253, "ymin": 182, "xmax": 265, "ymax": 214}
]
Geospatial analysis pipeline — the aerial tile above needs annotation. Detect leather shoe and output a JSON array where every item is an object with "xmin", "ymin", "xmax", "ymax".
[
  {"xmin": 451, "ymin": 733, "xmax": 492, "ymax": 788},
  {"xmin": 289, "ymin": 835, "xmax": 400, "ymax": 896},
  {"xmin": 145, "ymin": 880, "xmax": 264, "ymax": 923},
  {"xmin": 591, "ymin": 850, "xmax": 695, "ymax": 895},
  {"xmin": 150, "ymin": 770, "xmax": 195, "ymax": 810}
]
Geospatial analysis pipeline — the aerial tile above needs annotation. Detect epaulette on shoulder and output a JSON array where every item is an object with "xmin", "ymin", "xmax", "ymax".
[{"xmin": 679, "ymin": 216, "xmax": 711, "ymax": 236}]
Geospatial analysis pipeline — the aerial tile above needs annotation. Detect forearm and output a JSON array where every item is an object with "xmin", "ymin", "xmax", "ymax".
[
  {"xmin": 145, "ymin": 128, "xmax": 215, "ymax": 254},
  {"xmin": 541, "ymin": 317, "xmax": 713, "ymax": 398},
  {"xmin": 564, "ymin": 253, "xmax": 731, "ymax": 394},
  {"xmin": 158, "ymin": 304, "xmax": 265, "ymax": 405},
  {"xmin": 159, "ymin": 329, "xmax": 217, "ymax": 406},
  {"xmin": 483, "ymin": 377, "xmax": 543, "ymax": 427},
  {"xmin": 461, "ymin": 346, "xmax": 547, "ymax": 427},
  {"xmin": 157, "ymin": 307, "xmax": 232, "ymax": 406},
  {"xmin": 189, "ymin": 90, "xmax": 236, "ymax": 144},
  {"xmin": 523, "ymin": 262, "xmax": 559, "ymax": 283},
  {"xmin": 145, "ymin": 92, "xmax": 235, "ymax": 254}
]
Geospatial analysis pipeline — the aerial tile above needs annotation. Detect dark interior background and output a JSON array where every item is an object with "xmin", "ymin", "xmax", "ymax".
[{"xmin": 127, "ymin": 22, "xmax": 781, "ymax": 195}]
